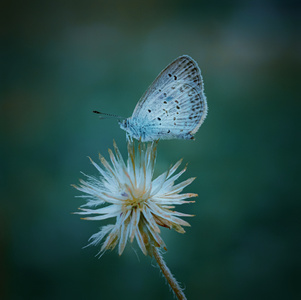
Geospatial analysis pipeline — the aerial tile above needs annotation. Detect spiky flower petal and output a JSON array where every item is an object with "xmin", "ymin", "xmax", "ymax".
[{"xmin": 73, "ymin": 140, "xmax": 197, "ymax": 256}]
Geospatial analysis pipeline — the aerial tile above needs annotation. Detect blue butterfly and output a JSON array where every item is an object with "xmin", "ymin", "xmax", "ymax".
[{"xmin": 94, "ymin": 55, "xmax": 207, "ymax": 142}]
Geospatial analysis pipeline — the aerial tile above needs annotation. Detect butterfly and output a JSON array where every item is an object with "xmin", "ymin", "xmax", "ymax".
[{"xmin": 94, "ymin": 55, "xmax": 207, "ymax": 142}]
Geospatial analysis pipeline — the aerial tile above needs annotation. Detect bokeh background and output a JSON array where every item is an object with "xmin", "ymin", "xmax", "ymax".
[{"xmin": 1, "ymin": 0, "xmax": 300, "ymax": 299}]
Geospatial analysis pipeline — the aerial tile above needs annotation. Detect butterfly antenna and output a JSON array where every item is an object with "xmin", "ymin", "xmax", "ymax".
[{"xmin": 93, "ymin": 111, "xmax": 124, "ymax": 120}]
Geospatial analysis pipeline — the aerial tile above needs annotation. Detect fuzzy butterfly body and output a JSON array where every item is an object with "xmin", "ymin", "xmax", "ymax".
[{"xmin": 119, "ymin": 55, "xmax": 208, "ymax": 142}]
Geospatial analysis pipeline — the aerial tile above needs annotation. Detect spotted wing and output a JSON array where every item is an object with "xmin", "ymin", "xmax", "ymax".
[
  {"xmin": 132, "ymin": 55, "xmax": 204, "ymax": 117},
  {"xmin": 135, "ymin": 80, "xmax": 207, "ymax": 140}
]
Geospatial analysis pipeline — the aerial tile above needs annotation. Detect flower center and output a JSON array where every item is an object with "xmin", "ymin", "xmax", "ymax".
[{"xmin": 122, "ymin": 189, "xmax": 148, "ymax": 210}]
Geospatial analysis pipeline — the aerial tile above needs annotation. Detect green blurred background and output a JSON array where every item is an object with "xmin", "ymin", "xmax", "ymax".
[{"xmin": 1, "ymin": 0, "xmax": 300, "ymax": 299}]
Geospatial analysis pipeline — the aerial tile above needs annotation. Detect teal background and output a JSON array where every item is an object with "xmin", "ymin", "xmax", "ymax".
[{"xmin": 1, "ymin": 1, "xmax": 300, "ymax": 299}]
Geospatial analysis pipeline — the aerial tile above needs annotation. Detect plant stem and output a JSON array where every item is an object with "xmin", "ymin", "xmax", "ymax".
[{"xmin": 153, "ymin": 247, "xmax": 187, "ymax": 300}]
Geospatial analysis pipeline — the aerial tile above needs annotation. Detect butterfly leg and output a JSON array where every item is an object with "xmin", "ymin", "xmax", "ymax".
[{"xmin": 126, "ymin": 133, "xmax": 134, "ymax": 143}]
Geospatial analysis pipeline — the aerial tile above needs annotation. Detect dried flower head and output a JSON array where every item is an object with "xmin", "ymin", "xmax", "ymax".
[{"xmin": 73, "ymin": 140, "xmax": 197, "ymax": 256}]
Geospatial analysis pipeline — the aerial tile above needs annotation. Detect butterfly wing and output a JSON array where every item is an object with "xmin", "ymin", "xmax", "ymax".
[
  {"xmin": 132, "ymin": 55, "xmax": 204, "ymax": 116},
  {"xmin": 130, "ymin": 55, "xmax": 207, "ymax": 140},
  {"xmin": 132, "ymin": 80, "xmax": 207, "ymax": 140}
]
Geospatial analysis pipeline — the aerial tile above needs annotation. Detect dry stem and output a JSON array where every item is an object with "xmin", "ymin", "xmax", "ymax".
[{"xmin": 153, "ymin": 247, "xmax": 187, "ymax": 300}]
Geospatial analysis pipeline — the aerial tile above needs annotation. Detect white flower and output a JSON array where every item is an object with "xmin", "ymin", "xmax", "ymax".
[{"xmin": 73, "ymin": 140, "xmax": 197, "ymax": 256}]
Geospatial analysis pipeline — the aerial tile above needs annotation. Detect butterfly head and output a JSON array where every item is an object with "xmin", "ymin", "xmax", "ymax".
[
  {"xmin": 119, "ymin": 118, "xmax": 145, "ymax": 141},
  {"xmin": 119, "ymin": 118, "xmax": 134, "ymax": 139},
  {"xmin": 118, "ymin": 119, "xmax": 129, "ymax": 131}
]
